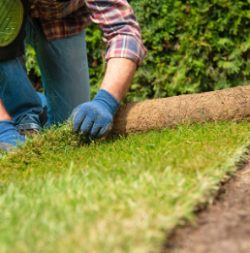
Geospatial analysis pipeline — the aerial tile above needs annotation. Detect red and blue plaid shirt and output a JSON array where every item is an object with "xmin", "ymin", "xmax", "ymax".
[{"xmin": 30, "ymin": 0, "xmax": 147, "ymax": 64}]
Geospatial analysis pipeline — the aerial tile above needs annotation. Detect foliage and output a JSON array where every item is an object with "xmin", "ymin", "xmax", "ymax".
[
  {"xmin": 85, "ymin": 26, "xmax": 105, "ymax": 98},
  {"xmin": 26, "ymin": 0, "xmax": 250, "ymax": 101},
  {"xmin": 129, "ymin": 0, "xmax": 250, "ymax": 100},
  {"xmin": 0, "ymin": 122, "xmax": 250, "ymax": 252},
  {"xmin": 25, "ymin": 45, "xmax": 40, "ymax": 78},
  {"xmin": 25, "ymin": 45, "xmax": 42, "ymax": 91}
]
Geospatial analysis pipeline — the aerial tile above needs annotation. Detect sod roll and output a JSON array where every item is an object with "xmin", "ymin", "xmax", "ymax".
[{"xmin": 112, "ymin": 85, "xmax": 250, "ymax": 135}]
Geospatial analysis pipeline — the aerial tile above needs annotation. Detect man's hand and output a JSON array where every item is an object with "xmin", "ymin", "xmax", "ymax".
[
  {"xmin": 72, "ymin": 89, "xmax": 119, "ymax": 139},
  {"xmin": 72, "ymin": 58, "xmax": 137, "ymax": 139}
]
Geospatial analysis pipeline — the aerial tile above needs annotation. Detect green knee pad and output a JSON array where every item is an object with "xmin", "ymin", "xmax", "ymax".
[{"xmin": 0, "ymin": 0, "xmax": 24, "ymax": 47}]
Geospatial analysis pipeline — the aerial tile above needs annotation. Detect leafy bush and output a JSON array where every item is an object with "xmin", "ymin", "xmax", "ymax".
[
  {"xmin": 26, "ymin": 0, "xmax": 250, "ymax": 101},
  {"xmin": 129, "ymin": 0, "xmax": 250, "ymax": 101}
]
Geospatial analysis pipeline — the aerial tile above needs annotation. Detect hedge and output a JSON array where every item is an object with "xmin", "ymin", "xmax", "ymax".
[{"xmin": 26, "ymin": 0, "xmax": 250, "ymax": 101}]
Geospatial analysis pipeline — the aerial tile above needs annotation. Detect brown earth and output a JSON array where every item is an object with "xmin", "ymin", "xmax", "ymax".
[
  {"xmin": 162, "ymin": 158, "xmax": 250, "ymax": 253},
  {"xmin": 113, "ymin": 85, "xmax": 250, "ymax": 135}
]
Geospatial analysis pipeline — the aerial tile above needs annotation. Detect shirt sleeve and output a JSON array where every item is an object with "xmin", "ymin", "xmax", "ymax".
[{"xmin": 85, "ymin": 0, "xmax": 147, "ymax": 65}]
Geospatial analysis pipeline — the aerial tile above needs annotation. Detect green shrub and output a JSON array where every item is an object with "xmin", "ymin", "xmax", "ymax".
[
  {"xmin": 25, "ymin": 45, "xmax": 42, "ymax": 90},
  {"xmin": 129, "ymin": 0, "xmax": 250, "ymax": 100},
  {"xmin": 26, "ymin": 0, "xmax": 250, "ymax": 101}
]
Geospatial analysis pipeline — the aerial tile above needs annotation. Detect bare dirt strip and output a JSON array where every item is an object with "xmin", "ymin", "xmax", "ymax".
[{"xmin": 163, "ymin": 157, "xmax": 250, "ymax": 253}]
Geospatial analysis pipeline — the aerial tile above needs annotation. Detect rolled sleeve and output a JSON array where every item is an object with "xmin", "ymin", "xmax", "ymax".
[{"xmin": 85, "ymin": 0, "xmax": 147, "ymax": 65}]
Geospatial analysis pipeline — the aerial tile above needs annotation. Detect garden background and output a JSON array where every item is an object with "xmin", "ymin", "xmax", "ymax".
[{"xmin": 26, "ymin": 0, "xmax": 250, "ymax": 101}]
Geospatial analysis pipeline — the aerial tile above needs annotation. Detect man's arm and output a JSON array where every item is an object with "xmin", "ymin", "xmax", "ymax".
[
  {"xmin": 100, "ymin": 58, "xmax": 137, "ymax": 102},
  {"xmin": 85, "ymin": 0, "xmax": 147, "ymax": 65},
  {"xmin": 72, "ymin": 0, "xmax": 146, "ymax": 139}
]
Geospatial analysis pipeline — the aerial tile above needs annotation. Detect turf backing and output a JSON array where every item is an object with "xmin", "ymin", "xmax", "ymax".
[{"xmin": 0, "ymin": 122, "xmax": 250, "ymax": 253}]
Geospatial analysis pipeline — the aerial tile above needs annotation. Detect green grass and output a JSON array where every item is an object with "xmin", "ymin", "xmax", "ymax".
[{"xmin": 0, "ymin": 122, "xmax": 250, "ymax": 253}]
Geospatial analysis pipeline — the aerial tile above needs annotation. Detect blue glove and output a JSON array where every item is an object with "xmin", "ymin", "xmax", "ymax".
[
  {"xmin": 72, "ymin": 89, "xmax": 119, "ymax": 139},
  {"xmin": 0, "ymin": 120, "xmax": 26, "ymax": 150}
]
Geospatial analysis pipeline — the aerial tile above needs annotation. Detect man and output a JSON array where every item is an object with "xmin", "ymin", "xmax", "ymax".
[{"xmin": 0, "ymin": 0, "xmax": 146, "ymax": 150}]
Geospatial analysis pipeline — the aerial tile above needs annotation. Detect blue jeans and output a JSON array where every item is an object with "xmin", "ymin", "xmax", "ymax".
[
  {"xmin": 0, "ymin": 18, "xmax": 90, "ymax": 129},
  {"xmin": 0, "ymin": 58, "xmax": 43, "ymax": 131}
]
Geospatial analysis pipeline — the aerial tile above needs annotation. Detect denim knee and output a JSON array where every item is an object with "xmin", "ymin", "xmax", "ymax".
[{"xmin": 0, "ymin": 58, "xmax": 43, "ymax": 131}]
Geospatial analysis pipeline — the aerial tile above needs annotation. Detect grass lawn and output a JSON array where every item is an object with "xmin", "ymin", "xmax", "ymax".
[{"xmin": 0, "ymin": 122, "xmax": 250, "ymax": 253}]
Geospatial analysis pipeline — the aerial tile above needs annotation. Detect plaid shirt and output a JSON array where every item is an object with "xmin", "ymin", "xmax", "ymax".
[{"xmin": 30, "ymin": 0, "xmax": 147, "ymax": 64}]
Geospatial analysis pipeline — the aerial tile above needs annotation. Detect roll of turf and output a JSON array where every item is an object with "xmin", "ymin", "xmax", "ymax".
[{"xmin": 112, "ymin": 85, "xmax": 250, "ymax": 135}]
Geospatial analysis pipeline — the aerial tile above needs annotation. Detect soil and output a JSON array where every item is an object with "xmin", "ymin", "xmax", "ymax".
[{"xmin": 162, "ymin": 158, "xmax": 250, "ymax": 253}]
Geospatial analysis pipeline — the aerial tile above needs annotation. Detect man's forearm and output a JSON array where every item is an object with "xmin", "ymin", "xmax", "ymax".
[{"xmin": 100, "ymin": 58, "xmax": 137, "ymax": 102}]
